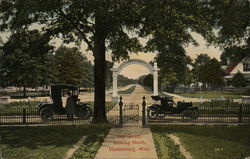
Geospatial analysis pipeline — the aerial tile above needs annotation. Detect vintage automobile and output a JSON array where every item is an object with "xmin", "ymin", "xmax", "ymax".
[
  {"xmin": 147, "ymin": 95, "xmax": 199, "ymax": 119},
  {"xmin": 37, "ymin": 84, "xmax": 92, "ymax": 120}
]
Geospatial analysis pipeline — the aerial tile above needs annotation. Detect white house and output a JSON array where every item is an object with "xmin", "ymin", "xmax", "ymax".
[{"xmin": 224, "ymin": 56, "xmax": 250, "ymax": 86}]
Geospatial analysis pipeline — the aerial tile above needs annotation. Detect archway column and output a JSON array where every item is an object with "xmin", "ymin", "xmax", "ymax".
[
  {"xmin": 153, "ymin": 62, "xmax": 159, "ymax": 96},
  {"xmin": 111, "ymin": 63, "xmax": 118, "ymax": 99}
]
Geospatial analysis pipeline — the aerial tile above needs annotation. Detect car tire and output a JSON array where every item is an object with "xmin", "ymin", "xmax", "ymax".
[
  {"xmin": 77, "ymin": 106, "xmax": 92, "ymax": 119},
  {"xmin": 40, "ymin": 107, "xmax": 54, "ymax": 121},
  {"xmin": 147, "ymin": 108, "xmax": 158, "ymax": 120}
]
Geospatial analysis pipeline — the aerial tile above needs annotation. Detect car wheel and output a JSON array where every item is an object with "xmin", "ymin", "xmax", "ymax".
[
  {"xmin": 78, "ymin": 106, "xmax": 92, "ymax": 119},
  {"xmin": 191, "ymin": 110, "xmax": 199, "ymax": 119},
  {"xmin": 147, "ymin": 108, "xmax": 158, "ymax": 120},
  {"xmin": 40, "ymin": 107, "xmax": 54, "ymax": 121},
  {"xmin": 181, "ymin": 110, "xmax": 193, "ymax": 119}
]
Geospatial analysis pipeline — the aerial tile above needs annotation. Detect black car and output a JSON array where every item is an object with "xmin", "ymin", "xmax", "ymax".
[
  {"xmin": 147, "ymin": 95, "xmax": 199, "ymax": 119},
  {"xmin": 37, "ymin": 84, "xmax": 92, "ymax": 120}
]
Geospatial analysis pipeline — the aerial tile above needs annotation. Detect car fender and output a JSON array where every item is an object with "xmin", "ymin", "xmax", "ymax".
[
  {"xmin": 37, "ymin": 103, "xmax": 53, "ymax": 113},
  {"xmin": 148, "ymin": 104, "xmax": 160, "ymax": 111}
]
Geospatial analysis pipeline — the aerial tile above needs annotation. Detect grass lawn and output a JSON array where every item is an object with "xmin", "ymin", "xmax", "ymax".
[
  {"xmin": 177, "ymin": 92, "xmax": 241, "ymax": 99},
  {"xmin": 118, "ymin": 85, "xmax": 136, "ymax": 94},
  {"xmin": 0, "ymin": 125, "xmax": 110, "ymax": 159},
  {"xmin": 151, "ymin": 125, "xmax": 250, "ymax": 159}
]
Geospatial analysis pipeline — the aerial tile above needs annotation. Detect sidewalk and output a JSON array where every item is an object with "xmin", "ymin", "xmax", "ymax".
[{"xmin": 95, "ymin": 126, "xmax": 158, "ymax": 159}]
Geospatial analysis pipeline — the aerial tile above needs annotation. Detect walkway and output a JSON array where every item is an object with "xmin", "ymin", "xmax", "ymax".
[
  {"xmin": 94, "ymin": 126, "xmax": 158, "ymax": 159},
  {"xmin": 95, "ymin": 85, "xmax": 158, "ymax": 159}
]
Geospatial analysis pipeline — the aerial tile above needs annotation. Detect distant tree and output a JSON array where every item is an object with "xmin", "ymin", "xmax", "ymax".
[
  {"xmin": 192, "ymin": 54, "xmax": 212, "ymax": 84},
  {"xmin": 199, "ymin": 58, "xmax": 224, "ymax": 87},
  {"xmin": 155, "ymin": 44, "xmax": 191, "ymax": 88},
  {"xmin": 118, "ymin": 75, "xmax": 136, "ymax": 87},
  {"xmin": 232, "ymin": 71, "xmax": 247, "ymax": 88},
  {"xmin": 0, "ymin": 30, "xmax": 53, "ymax": 96},
  {"xmin": 220, "ymin": 46, "xmax": 247, "ymax": 65},
  {"xmin": 143, "ymin": 74, "xmax": 153, "ymax": 91},
  {"xmin": 54, "ymin": 46, "xmax": 89, "ymax": 86}
]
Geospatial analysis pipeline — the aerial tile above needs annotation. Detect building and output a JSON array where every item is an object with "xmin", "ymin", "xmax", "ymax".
[{"xmin": 224, "ymin": 56, "xmax": 250, "ymax": 86}]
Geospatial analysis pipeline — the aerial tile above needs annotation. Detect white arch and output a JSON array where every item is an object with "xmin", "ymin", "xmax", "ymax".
[
  {"xmin": 117, "ymin": 58, "xmax": 154, "ymax": 75},
  {"xmin": 112, "ymin": 58, "xmax": 159, "ymax": 99}
]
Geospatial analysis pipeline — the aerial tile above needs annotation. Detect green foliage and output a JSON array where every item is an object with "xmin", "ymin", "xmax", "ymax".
[
  {"xmin": 152, "ymin": 129, "xmax": 186, "ymax": 159},
  {"xmin": 70, "ymin": 125, "xmax": 110, "ymax": 159},
  {"xmin": 192, "ymin": 54, "xmax": 211, "ymax": 83},
  {"xmin": 118, "ymin": 85, "xmax": 136, "ymax": 94},
  {"xmin": 220, "ymin": 46, "xmax": 248, "ymax": 65},
  {"xmin": 177, "ymin": 92, "xmax": 241, "ymax": 99},
  {"xmin": 199, "ymin": 58, "xmax": 224, "ymax": 87},
  {"xmin": 0, "ymin": 125, "xmax": 110, "ymax": 159},
  {"xmin": 54, "ymin": 46, "xmax": 89, "ymax": 86},
  {"xmin": 155, "ymin": 44, "xmax": 192, "ymax": 88},
  {"xmin": 138, "ymin": 74, "xmax": 153, "ymax": 90},
  {"xmin": 117, "ymin": 75, "xmax": 136, "ymax": 87},
  {"xmin": 232, "ymin": 71, "xmax": 247, "ymax": 88},
  {"xmin": 213, "ymin": 0, "xmax": 250, "ymax": 47},
  {"xmin": 0, "ymin": 30, "xmax": 54, "ymax": 95},
  {"xmin": 192, "ymin": 56, "xmax": 224, "ymax": 87},
  {"xmin": 151, "ymin": 125, "xmax": 250, "ymax": 159}
]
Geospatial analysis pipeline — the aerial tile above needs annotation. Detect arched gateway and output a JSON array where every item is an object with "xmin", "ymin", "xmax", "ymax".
[{"xmin": 111, "ymin": 59, "xmax": 159, "ymax": 99}]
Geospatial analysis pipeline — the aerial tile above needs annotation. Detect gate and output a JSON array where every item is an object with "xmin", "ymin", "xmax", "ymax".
[
  {"xmin": 118, "ymin": 97, "xmax": 140, "ymax": 125},
  {"xmin": 123, "ymin": 103, "xmax": 139, "ymax": 124}
]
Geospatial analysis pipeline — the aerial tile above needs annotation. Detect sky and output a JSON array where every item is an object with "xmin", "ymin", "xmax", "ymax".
[{"xmin": 0, "ymin": 31, "xmax": 222, "ymax": 79}]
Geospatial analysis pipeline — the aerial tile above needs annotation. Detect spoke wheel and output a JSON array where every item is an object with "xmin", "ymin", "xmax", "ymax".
[
  {"xmin": 40, "ymin": 107, "xmax": 54, "ymax": 121},
  {"xmin": 78, "ymin": 106, "xmax": 92, "ymax": 119},
  {"xmin": 147, "ymin": 108, "xmax": 158, "ymax": 120}
]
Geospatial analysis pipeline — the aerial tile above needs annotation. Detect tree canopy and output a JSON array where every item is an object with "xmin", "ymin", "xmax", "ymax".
[
  {"xmin": 1, "ymin": 0, "xmax": 249, "ymax": 122},
  {"xmin": 0, "ymin": 29, "xmax": 53, "ymax": 96},
  {"xmin": 54, "ymin": 46, "xmax": 89, "ymax": 86}
]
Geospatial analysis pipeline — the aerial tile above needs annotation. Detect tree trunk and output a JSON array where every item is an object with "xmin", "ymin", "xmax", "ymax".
[
  {"xmin": 92, "ymin": 17, "xmax": 108, "ymax": 123},
  {"xmin": 23, "ymin": 86, "xmax": 27, "ymax": 97}
]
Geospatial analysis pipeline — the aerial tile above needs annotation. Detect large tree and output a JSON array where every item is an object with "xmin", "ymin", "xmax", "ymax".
[
  {"xmin": 199, "ymin": 58, "xmax": 224, "ymax": 87},
  {"xmin": 155, "ymin": 44, "xmax": 192, "ymax": 88},
  {"xmin": 192, "ymin": 54, "xmax": 211, "ymax": 84},
  {"xmin": 0, "ymin": 30, "xmax": 53, "ymax": 96},
  {"xmin": 1, "ymin": 0, "xmax": 243, "ymax": 122},
  {"xmin": 54, "ymin": 46, "xmax": 89, "ymax": 86}
]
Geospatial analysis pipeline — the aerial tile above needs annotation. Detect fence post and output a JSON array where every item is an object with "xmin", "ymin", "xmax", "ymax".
[
  {"xmin": 142, "ymin": 96, "xmax": 146, "ymax": 127},
  {"xmin": 23, "ymin": 108, "xmax": 26, "ymax": 124},
  {"xmin": 238, "ymin": 104, "xmax": 242, "ymax": 123},
  {"xmin": 119, "ymin": 96, "xmax": 123, "ymax": 126}
]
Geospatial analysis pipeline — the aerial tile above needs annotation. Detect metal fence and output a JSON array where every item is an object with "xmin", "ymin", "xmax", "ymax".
[
  {"xmin": 144, "ymin": 100, "xmax": 250, "ymax": 125},
  {"xmin": 0, "ymin": 103, "xmax": 119, "ymax": 126},
  {"xmin": 1, "ymin": 97, "xmax": 250, "ymax": 126}
]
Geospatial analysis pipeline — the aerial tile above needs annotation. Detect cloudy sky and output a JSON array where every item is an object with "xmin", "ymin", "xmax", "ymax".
[{"xmin": 0, "ymin": 31, "xmax": 222, "ymax": 79}]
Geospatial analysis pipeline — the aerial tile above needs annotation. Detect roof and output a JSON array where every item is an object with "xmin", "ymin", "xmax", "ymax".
[{"xmin": 225, "ymin": 62, "xmax": 240, "ymax": 74}]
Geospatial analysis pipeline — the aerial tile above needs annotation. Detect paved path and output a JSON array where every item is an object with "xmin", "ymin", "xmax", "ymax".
[
  {"xmin": 95, "ymin": 86, "xmax": 158, "ymax": 159},
  {"xmin": 95, "ymin": 126, "xmax": 158, "ymax": 159}
]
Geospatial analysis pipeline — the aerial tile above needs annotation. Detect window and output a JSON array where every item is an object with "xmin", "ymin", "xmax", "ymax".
[{"xmin": 243, "ymin": 63, "xmax": 250, "ymax": 72}]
